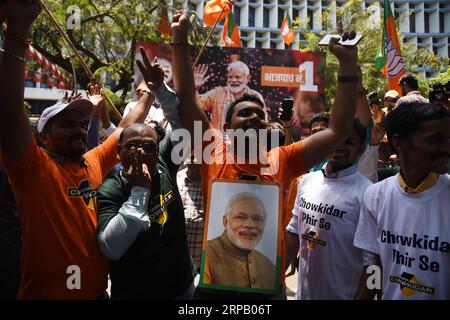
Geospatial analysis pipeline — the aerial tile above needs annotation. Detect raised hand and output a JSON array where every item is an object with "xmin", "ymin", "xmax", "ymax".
[
  {"xmin": 328, "ymin": 35, "xmax": 358, "ymax": 66},
  {"xmin": 171, "ymin": 10, "xmax": 191, "ymax": 42},
  {"xmin": 136, "ymin": 48, "xmax": 165, "ymax": 91},
  {"xmin": 86, "ymin": 83, "xmax": 106, "ymax": 119},
  {"xmin": 121, "ymin": 148, "xmax": 152, "ymax": 190},
  {"xmin": 193, "ymin": 64, "xmax": 210, "ymax": 89},
  {"xmin": 370, "ymin": 123, "xmax": 385, "ymax": 146}
]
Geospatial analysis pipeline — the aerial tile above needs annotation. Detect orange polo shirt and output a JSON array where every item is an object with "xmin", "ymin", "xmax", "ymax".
[
  {"xmin": 200, "ymin": 130, "xmax": 307, "ymax": 284},
  {"xmin": 1, "ymin": 135, "xmax": 119, "ymax": 299}
]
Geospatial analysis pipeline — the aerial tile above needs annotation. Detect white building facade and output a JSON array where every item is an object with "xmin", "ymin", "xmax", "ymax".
[{"xmin": 182, "ymin": 0, "xmax": 450, "ymax": 77}]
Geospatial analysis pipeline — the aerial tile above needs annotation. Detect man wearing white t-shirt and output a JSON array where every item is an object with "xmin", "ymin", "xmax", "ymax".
[
  {"xmin": 354, "ymin": 103, "xmax": 450, "ymax": 300},
  {"xmin": 286, "ymin": 119, "xmax": 372, "ymax": 299}
]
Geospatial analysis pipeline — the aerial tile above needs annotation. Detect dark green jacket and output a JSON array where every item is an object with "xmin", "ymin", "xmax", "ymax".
[{"xmin": 97, "ymin": 138, "xmax": 194, "ymax": 299}]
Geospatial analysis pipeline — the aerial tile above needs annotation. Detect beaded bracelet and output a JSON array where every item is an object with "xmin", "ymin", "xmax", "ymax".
[
  {"xmin": 337, "ymin": 75, "xmax": 359, "ymax": 82},
  {"xmin": 170, "ymin": 41, "xmax": 189, "ymax": 47}
]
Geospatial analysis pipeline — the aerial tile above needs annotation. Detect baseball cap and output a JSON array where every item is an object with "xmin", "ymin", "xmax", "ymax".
[
  {"xmin": 37, "ymin": 99, "xmax": 94, "ymax": 133},
  {"xmin": 384, "ymin": 90, "xmax": 399, "ymax": 100}
]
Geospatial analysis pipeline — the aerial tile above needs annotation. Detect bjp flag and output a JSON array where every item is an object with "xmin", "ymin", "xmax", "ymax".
[
  {"xmin": 374, "ymin": 0, "xmax": 405, "ymax": 94},
  {"xmin": 157, "ymin": 7, "xmax": 171, "ymax": 37},
  {"xmin": 280, "ymin": 11, "xmax": 295, "ymax": 46},
  {"xmin": 203, "ymin": 0, "xmax": 235, "ymax": 27},
  {"xmin": 220, "ymin": 12, "xmax": 241, "ymax": 47}
]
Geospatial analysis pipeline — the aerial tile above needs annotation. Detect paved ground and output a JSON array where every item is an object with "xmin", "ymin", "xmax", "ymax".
[
  {"xmin": 107, "ymin": 270, "xmax": 298, "ymax": 300},
  {"xmin": 285, "ymin": 269, "xmax": 298, "ymax": 300}
]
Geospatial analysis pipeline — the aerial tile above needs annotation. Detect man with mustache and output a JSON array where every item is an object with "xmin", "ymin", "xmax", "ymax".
[
  {"xmin": 194, "ymin": 60, "xmax": 266, "ymax": 131},
  {"xmin": 204, "ymin": 192, "xmax": 276, "ymax": 290},
  {"xmin": 0, "ymin": 0, "xmax": 163, "ymax": 299},
  {"xmin": 354, "ymin": 102, "xmax": 450, "ymax": 300},
  {"xmin": 139, "ymin": 10, "xmax": 360, "ymax": 299}
]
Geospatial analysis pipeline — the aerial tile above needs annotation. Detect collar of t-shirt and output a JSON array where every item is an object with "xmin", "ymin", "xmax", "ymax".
[
  {"xmin": 321, "ymin": 164, "xmax": 357, "ymax": 179},
  {"xmin": 397, "ymin": 172, "xmax": 439, "ymax": 194},
  {"xmin": 40, "ymin": 147, "xmax": 87, "ymax": 168},
  {"xmin": 407, "ymin": 91, "xmax": 422, "ymax": 96}
]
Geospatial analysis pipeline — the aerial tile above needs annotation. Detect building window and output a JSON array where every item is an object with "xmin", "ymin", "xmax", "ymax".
[
  {"xmin": 270, "ymin": 41, "xmax": 277, "ymax": 49},
  {"xmin": 307, "ymin": 9, "xmax": 314, "ymax": 30},
  {"xmin": 424, "ymin": 12, "xmax": 429, "ymax": 33},
  {"xmin": 249, "ymin": 7, "xmax": 255, "ymax": 27},
  {"xmin": 278, "ymin": 8, "xmax": 285, "ymax": 26},
  {"xmin": 440, "ymin": 13, "xmax": 445, "ymax": 33},
  {"xmin": 256, "ymin": 41, "xmax": 262, "ymax": 48},
  {"xmin": 410, "ymin": 12, "xmax": 415, "ymax": 33},
  {"xmin": 293, "ymin": 8, "xmax": 300, "ymax": 22},
  {"xmin": 264, "ymin": 8, "xmax": 270, "ymax": 28},
  {"xmin": 234, "ymin": 6, "xmax": 241, "ymax": 25}
]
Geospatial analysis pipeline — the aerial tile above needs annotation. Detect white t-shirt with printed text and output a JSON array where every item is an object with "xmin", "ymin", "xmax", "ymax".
[
  {"xmin": 287, "ymin": 166, "xmax": 372, "ymax": 299},
  {"xmin": 354, "ymin": 174, "xmax": 450, "ymax": 300}
]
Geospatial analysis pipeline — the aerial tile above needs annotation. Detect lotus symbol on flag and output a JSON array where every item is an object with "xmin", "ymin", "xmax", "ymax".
[
  {"xmin": 385, "ymin": 37, "xmax": 405, "ymax": 78},
  {"xmin": 281, "ymin": 24, "xmax": 290, "ymax": 37}
]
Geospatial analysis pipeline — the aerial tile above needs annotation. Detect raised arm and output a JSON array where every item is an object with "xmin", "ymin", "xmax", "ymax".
[
  {"xmin": 355, "ymin": 66, "xmax": 372, "ymax": 128},
  {"xmin": 301, "ymin": 38, "xmax": 359, "ymax": 170},
  {"xmin": 0, "ymin": 0, "xmax": 41, "ymax": 158},
  {"xmin": 170, "ymin": 11, "xmax": 210, "ymax": 136}
]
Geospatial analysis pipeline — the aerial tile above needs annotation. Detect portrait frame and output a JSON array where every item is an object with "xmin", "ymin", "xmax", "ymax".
[{"xmin": 199, "ymin": 179, "xmax": 282, "ymax": 295}]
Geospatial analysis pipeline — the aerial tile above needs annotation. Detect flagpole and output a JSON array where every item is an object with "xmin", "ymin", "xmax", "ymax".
[
  {"xmin": 192, "ymin": 5, "xmax": 228, "ymax": 69},
  {"xmin": 40, "ymin": 1, "xmax": 122, "ymax": 120}
]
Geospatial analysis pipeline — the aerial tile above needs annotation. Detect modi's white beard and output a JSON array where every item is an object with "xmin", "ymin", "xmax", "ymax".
[
  {"xmin": 228, "ymin": 83, "xmax": 247, "ymax": 94},
  {"xmin": 226, "ymin": 221, "xmax": 261, "ymax": 251}
]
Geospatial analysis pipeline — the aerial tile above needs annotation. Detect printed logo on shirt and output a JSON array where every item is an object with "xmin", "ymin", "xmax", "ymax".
[
  {"xmin": 147, "ymin": 190, "xmax": 176, "ymax": 225},
  {"xmin": 301, "ymin": 231, "xmax": 326, "ymax": 249},
  {"xmin": 67, "ymin": 180, "xmax": 97, "ymax": 209},
  {"xmin": 389, "ymin": 272, "xmax": 435, "ymax": 297}
]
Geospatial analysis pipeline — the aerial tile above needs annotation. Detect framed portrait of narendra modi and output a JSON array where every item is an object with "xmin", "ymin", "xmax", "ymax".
[{"xmin": 199, "ymin": 179, "xmax": 282, "ymax": 295}]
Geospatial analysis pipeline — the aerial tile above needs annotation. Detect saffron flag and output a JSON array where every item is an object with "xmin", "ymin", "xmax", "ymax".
[
  {"xmin": 157, "ymin": 7, "xmax": 171, "ymax": 38},
  {"xmin": 220, "ymin": 12, "xmax": 241, "ymax": 47},
  {"xmin": 280, "ymin": 11, "xmax": 295, "ymax": 46},
  {"xmin": 374, "ymin": 0, "xmax": 405, "ymax": 93},
  {"xmin": 203, "ymin": 0, "xmax": 234, "ymax": 27}
]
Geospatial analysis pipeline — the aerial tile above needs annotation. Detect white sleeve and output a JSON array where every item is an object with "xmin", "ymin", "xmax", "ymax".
[
  {"xmin": 353, "ymin": 191, "xmax": 379, "ymax": 255},
  {"xmin": 357, "ymin": 144, "xmax": 379, "ymax": 183},
  {"xmin": 151, "ymin": 82, "xmax": 182, "ymax": 131},
  {"xmin": 362, "ymin": 250, "xmax": 378, "ymax": 266},
  {"xmin": 103, "ymin": 123, "xmax": 117, "ymax": 137},
  {"xmin": 286, "ymin": 182, "xmax": 301, "ymax": 235},
  {"xmin": 98, "ymin": 186, "xmax": 151, "ymax": 261},
  {"xmin": 122, "ymin": 102, "xmax": 134, "ymax": 118}
]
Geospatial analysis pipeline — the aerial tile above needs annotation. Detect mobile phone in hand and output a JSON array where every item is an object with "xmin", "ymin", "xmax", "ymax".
[
  {"xmin": 280, "ymin": 98, "xmax": 294, "ymax": 121},
  {"xmin": 319, "ymin": 34, "xmax": 363, "ymax": 47}
]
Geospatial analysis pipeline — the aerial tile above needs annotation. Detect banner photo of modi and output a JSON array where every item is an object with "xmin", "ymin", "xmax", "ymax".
[{"xmin": 135, "ymin": 43, "xmax": 326, "ymax": 131}]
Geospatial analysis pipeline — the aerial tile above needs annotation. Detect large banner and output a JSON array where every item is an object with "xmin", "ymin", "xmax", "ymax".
[{"xmin": 135, "ymin": 43, "xmax": 326, "ymax": 131}]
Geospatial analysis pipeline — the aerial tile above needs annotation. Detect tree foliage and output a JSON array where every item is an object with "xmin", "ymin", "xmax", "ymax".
[
  {"xmin": 293, "ymin": 0, "xmax": 449, "ymax": 106},
  {"xmin": 31, "ymin": 0, "xmax": 208, "ymax": 109}
]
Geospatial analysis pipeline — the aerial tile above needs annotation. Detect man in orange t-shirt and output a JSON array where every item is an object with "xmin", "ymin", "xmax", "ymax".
[
  {"xmin": 0, "ymin": 1, "xmax": 159, "ymax": 299},
  {"xmin": 142, "ymin": 11, "xmax": 360, "ymax": 298}
]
